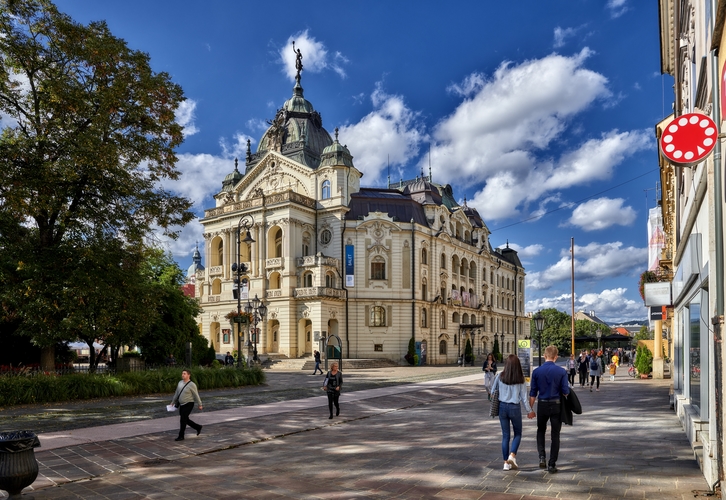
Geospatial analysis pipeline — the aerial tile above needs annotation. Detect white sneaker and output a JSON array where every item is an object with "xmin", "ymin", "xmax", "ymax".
[
  {"xmin": 503, "ymin": 462, "xmax": 511, "ymax": 471},
  {"xmin": 507, "ymin": 454, "xmax": 518, "ymax": 469}
]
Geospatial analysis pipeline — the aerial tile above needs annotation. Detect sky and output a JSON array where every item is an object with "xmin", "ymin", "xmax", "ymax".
[{"xmin": 52, "ymin": 0, "xmax": 669, "ymax": 324}]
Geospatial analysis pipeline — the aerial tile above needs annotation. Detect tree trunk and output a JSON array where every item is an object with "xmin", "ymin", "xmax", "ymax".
[{"xmin": 40, "ymin": 346, "xmax": 55, "ymax": 372}]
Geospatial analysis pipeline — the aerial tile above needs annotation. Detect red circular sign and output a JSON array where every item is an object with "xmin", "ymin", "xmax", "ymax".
[{"xmin": 660, "ymin": 113, "xmax": 717, "ymax": 165}]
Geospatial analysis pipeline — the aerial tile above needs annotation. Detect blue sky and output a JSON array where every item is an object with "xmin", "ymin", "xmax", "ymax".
[{"xmin": 54, "ymin": 0, "xmax": 667, "ymax": 323}]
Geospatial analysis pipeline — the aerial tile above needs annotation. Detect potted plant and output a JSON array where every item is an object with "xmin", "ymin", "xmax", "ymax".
[
  {"xmin": 0, "ymin": 431, "xmax": 41, "ymax": 499},
  {"xmin": 635, "ymin": 344, "xmax": 653, "ymax": 378},
  {"xmin": 464, "ymin": 338, "xmax": 473, "ymax": 365},
  {"xmin": 405, "ymin": 337, "xmax": 416, "ymax": 365}
]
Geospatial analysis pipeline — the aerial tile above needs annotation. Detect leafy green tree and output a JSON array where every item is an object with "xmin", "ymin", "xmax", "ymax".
[
  {"xmin": 464, "ymin": 338, "xmax": 473, "ymax": 363},
  {"xmin": 493, "ymin": 336, "xmax": 501, "ymax": 362},
  {"xmin": 633, "ymin": 325, "xmax": 651, "ymax": 342},
  {"xmin": 0, "ymin": 0, "xmax": 194, "ymax": 367},
  {"xmin": 635, "ymin": 344, "xmax": 653, "ymax": 375},
  {"xmin": 136, "ymin": 250, "xmax": 205, "ymax": 366},
  {"xmin": 532, "ymin": 308, "xmax": 573, "ymax": 355}
]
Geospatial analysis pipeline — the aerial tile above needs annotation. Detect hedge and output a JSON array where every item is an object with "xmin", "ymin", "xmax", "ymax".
[{"xmin": 0, "ymin": 366, "xmax": 265, "ymax": 406}]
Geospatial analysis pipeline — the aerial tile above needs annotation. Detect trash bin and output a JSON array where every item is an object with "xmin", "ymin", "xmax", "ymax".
[{"xmin": 0, "ymin": 431, "xmax": 41, "ymax": 499}]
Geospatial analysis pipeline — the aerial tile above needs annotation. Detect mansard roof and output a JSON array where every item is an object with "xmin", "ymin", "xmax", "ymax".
[{"xmin": 345, "ymin": 188, "xmax": 430, "ymax": 227}]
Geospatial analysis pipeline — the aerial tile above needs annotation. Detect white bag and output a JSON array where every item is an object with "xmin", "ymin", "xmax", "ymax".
[{"xmin": 166, "ymin": 404, "xmax": 177, "ymax": 412}]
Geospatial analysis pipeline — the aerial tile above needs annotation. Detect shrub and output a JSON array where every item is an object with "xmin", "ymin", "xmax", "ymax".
[
  {"xmin": 635, "ymin": 344, "xmax": 653, "ymax": 375},
  {"xmin": 0, "ymin": 366, "xmax": 265, "ymax": 406}
]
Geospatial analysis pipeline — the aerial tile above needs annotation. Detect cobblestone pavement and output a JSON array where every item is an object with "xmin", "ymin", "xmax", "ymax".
[
  {"xmin": 1, "ymin": 370, "xmax": 713, "ymax": 500},
  {"xmin": 0, "ymin": 366, "xmax": 482, "ymax": 434}
]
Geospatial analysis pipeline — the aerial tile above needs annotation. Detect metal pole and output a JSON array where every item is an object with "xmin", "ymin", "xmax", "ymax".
[
  {"xmin": 538, "ymin": 330, "xmax": 542, "ymax": 368},
  {"xmin": 237, "ymin": 226, "xmax": 242, "ymax": 368}
]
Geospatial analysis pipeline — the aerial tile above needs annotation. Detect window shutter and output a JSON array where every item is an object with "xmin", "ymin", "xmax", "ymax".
[
  {"xmin": 387, "ymin": 306, "xmax": 392, "ymax": 326},
  {"xmin": 365, "ymin": 306, "xmax": 369, "ymax": 326}
]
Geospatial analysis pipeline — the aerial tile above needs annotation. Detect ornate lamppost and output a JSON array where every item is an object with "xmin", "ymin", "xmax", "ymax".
[
  {"xmin": 232, "ymin": 215, "xmax": 255, "ymax": 368},
  {"xmin": 245, "ymin": 294, "xmax": 267, "ymax": 365},
  {"xmin": 533, "ymin": 311, "xmax": 545, "ymax": 368}
]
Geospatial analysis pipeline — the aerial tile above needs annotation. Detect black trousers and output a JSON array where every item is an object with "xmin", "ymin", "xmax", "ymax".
[
  {"xmin": 578, "ymin": 370, "xmax": 587, "ymax": 386},
  {"xmin": 536, "ymin": 401, "xmax": 562, "ymax": 466},
  {"xmin": 568, "ymin": 368, "xmax": 576, "ymax": 385},
  {"xmin": 327, "ymin": 391, "xmax": 340, "ymax": 416},
  {"xmin": 179, "ymin": 402, "xmax": 201, "ymax": 438},
  {"xmin": 590, "ymin": 375, "xmax": 600, "ymax": 388}
]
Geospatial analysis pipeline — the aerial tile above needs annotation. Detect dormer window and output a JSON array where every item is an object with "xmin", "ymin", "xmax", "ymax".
[{"xmin": 322, "ymin": 180, "xmax": 331, "ymax": 200}]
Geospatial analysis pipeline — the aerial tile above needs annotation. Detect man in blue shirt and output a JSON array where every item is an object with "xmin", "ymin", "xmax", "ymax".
[{"xmin": 529, "ymin": 345, "xmax": 569, "ymax": 473}]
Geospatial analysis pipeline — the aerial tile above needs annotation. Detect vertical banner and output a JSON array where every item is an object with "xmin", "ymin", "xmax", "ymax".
[
  {"xmin": 345, "ymin": 245, "xmax": 355, "ymax": 287},
  {"xmin": 647, "ymin": 207, "xmax": 665, "ymax": 271},
  {"xmin": 517, "ymin": 339, "xmax": 532, "ymax": 380}
]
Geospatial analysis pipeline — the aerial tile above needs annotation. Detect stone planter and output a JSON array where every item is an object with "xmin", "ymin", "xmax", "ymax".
[
  {"xmin": 640, "ymin": 373, "xmax": 650, "ymax": 379},
  {"xmin": 0, "ymin": 431, "xmax": 41, "ymax": 499}
]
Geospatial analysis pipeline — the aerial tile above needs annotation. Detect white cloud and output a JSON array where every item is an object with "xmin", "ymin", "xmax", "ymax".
[
  {"xmin": 246, "ymin": 118, "xmax": 268, "ymax": 132},
  {"xmin": 567, "ymin": 197, "xmax": 636, "ymax": 231},
  {"xmin": 526, "ymin": 288, "xmax": 645, "ymax": 322},
  {"xmin": 161, "ymin": 152, "xmax": 234, "ymax": 209},
  {"xmin": 424, "ymin": 49, "xmax": 642, "ymax": 220},
  {"xmin": 280, "ymin": 30, "xmax": 348, "ymax": 80},
  {"xmin": 553, "ymin": 27, "xmax": 577, "ymax": 48},
  {"xmin": 219, "ymin": 133, "xmax": 256, "ymax": 160},
  {"xmin": 175, "ymin": 99, "xmax": 199, "ymax": 136},
  {"xmin": 527, "ymin": 241, "xmax": 647, "ymax": 290},
  {"xmin": 606, "ymin": 0, "xmax": 629, "ymax": 18},
  {"xmin": 504, "ymin": 243, "xmax": 544, "ymax": 259},
  {"xmin": 339, "ymin": 83, "xmax": 427, "ymax": 184}
]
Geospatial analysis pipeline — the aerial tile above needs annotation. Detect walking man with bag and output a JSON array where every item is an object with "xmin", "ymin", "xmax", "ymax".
[
  {"xmin": 171, "ymin": 369, "xmax": 203, "ymax": 441},
  {"xmin": 312, "ymin": 350, "xmax": 324, "ymax": 375},
  {"xmin": 529, "ymin": 345, "xmax": 569, "ymax": 473}
]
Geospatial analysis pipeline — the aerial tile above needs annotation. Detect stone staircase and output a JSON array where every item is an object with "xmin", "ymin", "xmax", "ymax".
[{"xmin": 261, "ymin": 355, "xmax": 400, "ymax": 370}]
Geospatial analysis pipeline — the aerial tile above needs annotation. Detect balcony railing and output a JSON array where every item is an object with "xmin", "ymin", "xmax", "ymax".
[
  {"xmin": 209, "ymin": 266, "xmax": 223, "ymax": 276},
  {"xmin": 266, "ymin": 289, "xmax": 282, "ymax": 298},
  {"xmin": 296, "ymin": 255, "xmax": 340, "ymax": 268},
  {"xmin": 207, "ymin": 296, "xmax": 221, "ymax": 302},
  {"xmin": 294, "ymin": 287, "xmax": 346, "ymax": 299},
  {"xmin": 266, "ymin": 258, "xmax": 283, "ymax": 269},
  {"xmin": 204, "ymin": 189, "xmax": 316, "ymax": 218}
]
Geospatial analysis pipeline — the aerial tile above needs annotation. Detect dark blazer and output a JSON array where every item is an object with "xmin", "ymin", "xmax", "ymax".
[{"xmin": 560, "ymin": 388, "xmax": 583, "ymax": 426}]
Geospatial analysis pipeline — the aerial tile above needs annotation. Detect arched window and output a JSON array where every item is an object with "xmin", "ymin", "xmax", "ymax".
[
  {"xmin": 421, "ymin": 248, "xmax": 428, "ymax": 265},
  {"xmin": 462, "ymin": 313, "xmax": 469, "ymax": 324},
  {"xmin": 421, "ymin": 308, "xmax": 427, "ymax": 328},
  {"xmin": 321, "ymin": 180, "xmax": 331, "ymax": 200},
  {"xmin": 326, "ymin": 273, "xmax": 333, "ymax": 288},
  {"xmin": 371, "ymin": 306, "xmax": 386, "ymax": 326},
  {"xmin": 439, "ymin": 340, "xmax": 447, "ymax": 355},
  {"xmin": 453, "ymin": 312, "xmax": 460, "ymax": 323},
  {"xmin": 303, "ymin": 272, "xmax": 313, "ymax": 288},
  {"xmin": 421, "ymin": 278, "xmax": 428, "ymax": 301},
  {"xmin": 212, "ymin": 278, "xmax": 221, "ymax": 295},
  {"xmin": 371, "ymin": 257, "xmax": 386, "ymax": 280},
  {"xmin": 269, "ymin": 272, "xmax": 281, "ymax": 289},
  {"xmin": 440, "ymin": 253, "xmax": 446, "ymax": 269},
  {"xmin": 302, "ymin": 232, "xmax": 311, "ymax": 257},
  {"xmin": 471, "ymin": 314, "xmax": 477, "ymax": 324}
]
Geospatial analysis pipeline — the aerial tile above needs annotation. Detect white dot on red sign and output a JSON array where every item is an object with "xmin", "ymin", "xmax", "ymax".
[
  {"xmin": 666, "ymin": 144, "xmax": 675, "ymax": 152},
  {"xmin": 706, "ymin": 127, "xmax": 715, "ymax": 136},
  {"xmin": 704, "ymin": 138, "xmax": 714, "ymax": 147},
  {"xmin": 700, "ymin": 119, "xmax": 710, "ymax": 128},
  {"xmin": 669, "ymin": 124, "xmax": 678, "ymax": 133},
  {"xmin": 690, "ymin": 116, "xmax": 699, "ymax": 124},
  {"xmin": 663, "ymin": 135, "xmax": 673, "ymax": 143}
]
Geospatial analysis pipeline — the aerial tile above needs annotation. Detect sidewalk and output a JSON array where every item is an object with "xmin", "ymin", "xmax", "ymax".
[{"xmin": 4, "ymin": 373, "xmax": 712, "ymax": 499}]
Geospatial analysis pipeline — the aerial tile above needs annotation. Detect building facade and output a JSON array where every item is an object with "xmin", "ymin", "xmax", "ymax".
[
  {"xmin": 657, "ymin": 0, "xmax": 726, "ymax": 491},
  {"xmin": 192, "ymin": 69, "xmax": 527, "ymax": 365}
]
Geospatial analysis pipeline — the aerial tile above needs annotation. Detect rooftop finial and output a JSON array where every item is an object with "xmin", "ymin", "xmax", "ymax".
[
  {"xmin": 293, "ymin": 41, "xmax": 303, "ymax": 84},
  {"xmin": 506, "ymin": 239, "xmax": 509, "ymax": 248},
  {"xmin": 334, "ymin": 127, "xmax": 339, "ymax": 142},
  {"xmin": 463, "ymin": 195, "xmax": 467, "ymax": 208},
  {"xmin": 246, "ymin": 139, "xmax": 251, "ymax": 163},
  {"xmin": 234, "ymin": 157, "xmax": 239, "ymax": 172}
]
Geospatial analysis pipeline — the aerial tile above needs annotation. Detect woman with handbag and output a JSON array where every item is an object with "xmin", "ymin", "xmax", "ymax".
[
  {"xmin": 171, "ymin": 369, "xmax": 203, "ymax": 441},
  {"xmin": 322, "ymin": 362, "xmax": 343, "ymax": 419},
  {"xmin": 495, "ymin": 355, "xmax": 535, "ymax": 471},
  {"xmin": 482, "ymin": 353, "xmax": 497, "ymax": 401}
]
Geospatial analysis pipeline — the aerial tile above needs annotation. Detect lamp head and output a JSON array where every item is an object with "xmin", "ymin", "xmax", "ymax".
[
  {"xmin": 241, "ymin": 230, "xmax": 255, "ymax": 244},
  {"xmin": 533, "ymin": 312, "xmax": 545, "ymax": 333}
]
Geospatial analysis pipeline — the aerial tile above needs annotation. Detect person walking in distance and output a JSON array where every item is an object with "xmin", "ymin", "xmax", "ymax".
[
  {"xmin": 322, "ymin": 362, "xmax": 343, "ymax": 419},
  {"xmin": 589, "ymin": 352, "xmax": 603, "ymax": 392},
  {"xmin": 171, "ymin": 369, "xmax": 203, "ymax": 441},
  {"xmin": 566, "ymin": 354, "xmax": 577, "ymax": 387},
  {"xmin": 529, "ymin": 345, "xmax": 569, "ymax": 473},
  {"xmin": 577, "ymin": 352, "xmax": 589, "ymax": 388},
  {"xmin": 495, "ymin": 355, "xmax": 535, "ymax": 471},
  {"xmin": 312, "ymin": 350, "xmax": 324, "ymax": 375},
  {"xmin": 482, "ymin": 353, "xmax": 497, "ymax": 401}
]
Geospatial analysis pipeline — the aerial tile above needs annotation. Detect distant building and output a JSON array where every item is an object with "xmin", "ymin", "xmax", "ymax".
[{"xmin": 192, "ymin": 64, "xmax": 526, "ymax": 364}]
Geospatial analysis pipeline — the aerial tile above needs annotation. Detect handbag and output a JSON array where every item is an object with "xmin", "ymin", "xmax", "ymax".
[
  {"xmin": 172, "ymin": 381, "xmax": 191, "ymax": 409},
  {"xmin": 489, "ymin": 374, "xmax": 501, "ymax": 418}
]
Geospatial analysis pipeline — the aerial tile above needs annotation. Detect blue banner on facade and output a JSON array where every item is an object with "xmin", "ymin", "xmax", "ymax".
[{"xmin": 345, "ymin": 245, "xmax": 354, "ymax": 287}]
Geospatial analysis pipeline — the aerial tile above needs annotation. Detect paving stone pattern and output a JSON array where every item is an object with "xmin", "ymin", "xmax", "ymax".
[{"xmin": 1, "ymin": 371, "xmax": 713, "ymax": 499}]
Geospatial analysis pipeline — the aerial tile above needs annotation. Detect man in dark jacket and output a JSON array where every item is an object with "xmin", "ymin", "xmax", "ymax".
[{"xmin": 529, "ymin": 345, "xmax": 569, "ymax": 474}]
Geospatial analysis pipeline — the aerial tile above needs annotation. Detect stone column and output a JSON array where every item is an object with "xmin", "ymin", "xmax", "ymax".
[{"xmin": 653, "ymin": 319, "xmax": 664, "ymax": 379}]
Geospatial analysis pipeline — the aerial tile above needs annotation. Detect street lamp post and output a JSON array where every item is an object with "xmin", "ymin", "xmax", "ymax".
[
  {"xmin": 596, "ymin": 328, "xmax": 602, "ymax": 354},
  {"xmin": 232, "ymin": 215, "xmax": 255, "ymax": 368},
  {"xmin": 533, "ymin": 311, "xmax": 545, "ymax": 368},
  {"xmin": 245, "ymin": 294, "xmax": 267, "ymax": 365}
]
